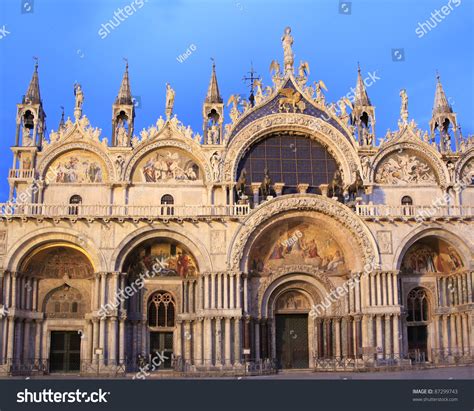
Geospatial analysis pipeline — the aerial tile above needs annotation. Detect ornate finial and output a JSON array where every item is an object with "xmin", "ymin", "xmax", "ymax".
[
  {"xmin": 33, "ymin": 56, "xmax": 39, "ymax": 70},
  {"xmin": 281, "ymin": 26, "xmax": 294, "ymax": 74},
  {"xmin": 242, "ymin": 62, "xmax": 260, "ymax": 106},
  {"xmin": 210, "ymin": 57, "xmax": 215, "ymax": 68},
  {"xmin": 123, "ymin": 57, "xmax": 129, "ymax": 71},
  {"xmin": 59, "ymin": 106, "xmax": 65, "ymax": 129},
  {"xmin": 357, "ymin": 61, "xmax": 361, "ymax": 73}
]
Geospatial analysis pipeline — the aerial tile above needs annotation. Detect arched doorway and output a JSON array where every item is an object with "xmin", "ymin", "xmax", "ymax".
[
  {"xmin": 147, "ymin": 291, "xmax": 176, "ymax": 369},
  {"xmin": 399, "ymin": 235, "xmax": 465, "ymax": 362},
  {"xmin": 21, "ymin": 245, "xmax": 93, "ymax": 373},
  {"xmin": 274, "ymin": 290, "xmax": 311, "ymax": 369},
  {"xmin": 406, "ymin": 287, "xmax": 430, "ymax": 362}
]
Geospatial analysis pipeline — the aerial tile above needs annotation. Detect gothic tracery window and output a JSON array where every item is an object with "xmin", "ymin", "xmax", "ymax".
[
  {"xmin": 148, "ymin": 292, "xmax": 175, "ymax": 328},
  {"xmin": 407, "ymin": 287, "xmax": 429, "ymax": 323}
]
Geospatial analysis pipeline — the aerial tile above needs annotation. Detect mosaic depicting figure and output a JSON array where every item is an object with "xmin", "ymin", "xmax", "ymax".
[
  {"xmin": 136, "ymin": 149, "xmax": 200, "ymax": 183},
  {"xmin": 401, "ymin": 239, "xmax": 464, "ymax": 274},
  {"xmin": 249, "ymin": 221, "xmax": 346, "ymax": 275},
  {"xmin": 50, "ymin": 152, "xmax": 105, "ymax": 183},
  {"xmin": 127, "ymin": 241, "xmax": 198, "ymax": 278},
  {"xmin": 375, "ymin": 152, "xmax": 436, "ymax": 184}
]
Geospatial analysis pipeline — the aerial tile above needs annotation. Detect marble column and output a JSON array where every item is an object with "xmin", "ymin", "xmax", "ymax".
[
  {"xmin": 376, "ymin": 315, "xmax": 383, "ymax": 359},
  {"xmin": 442, "ymin": 315, "xmax": 449, "ymax": 351},
  {"xmin": 99, "ymin": 319, "xmax": 106, "ymax": 365},
  {"xmin": 23, "ymin": 319, "xmax": 31, "ymax": 361},
  {"xmin": 384, "ymin": 314, "xmax": 392, "ymax": 358},
  {"xmin": 34, "ymin": 320, "xmax": 41, "ymax": 360},
  {"xmin": 109, "ymin": 317, "xmax": 117, "ymax": 364},
  {"xmin": 448, "ymin": 315, "xmax": 456, "ymax": 353},
  {"xmin": 229, "ymin": 274, "xmax": 235, "ymax": 309},
  {"xmin": 456, "ymin": 314, "xmax": 463, "ymax": 351},
  {"xmin": 184, "ymin": 321, "xmax": 192, "ymax": 362},
  {"xmin": 335, "ymin": 318, "xmax": 341, "ymax": 358},
  {"xmin": 224, "ymin": 318, "xmax": 231, "ymax": 366},
  {"xmin": 370, "ymin": 274, "xmax": 376, "ymax": 307},
  {"xmin": 215, "ymin": 318, "xmax": 222, "ymax": 366},
  {"xmin": 194, "ymin": 318, "xmax": 203, "ymax": 366},
  {"xmin": 254, "ymin": 320, "xmax": 260, "ymax": 361},
  {"xmin": 204, "ymin": 274, "xmax": 209, "ymax": 309},
  {"xmin": 387, "ymin": 273, "xmax": 393, "ymax": 305},
  {"xmin": 175, "ymin": 321, "xmax": 183, "ymax": 360},
  {"xmin": 223, "ymin": 274, "xmax": 228, "ymax": 309},
  {"xmin": 210, "ymin": 274, "xmax": 216, "ymax": 309},
  {"xmin": 93, "ymin": 319, "xmax": 99, "ymax": 364},
  {"xmin": 393, "ymin": 315, "xmax": 400, "ymax": 357},
  {"xmin": 234, "ymin": 318, "xmax": 241, "ymax": 365},
  {"xmin": 203, "ymin": 318, "xmax": 212, "ymax": 366},
  {"xmin": 86, "ymin": 320, "xmax": 93, "ymax": 362},
  {"xmin": 461, "ymin": 314, "xmax": 469, "ymax": 355}
]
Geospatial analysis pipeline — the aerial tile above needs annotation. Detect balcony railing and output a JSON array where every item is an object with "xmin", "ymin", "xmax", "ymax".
[
  {"xmin": 356, "ymin": 204, "xmax": 474, "ymax": 219},
  {"xmin": 0, "ymin": 203, "xmax": 250, "ymax": 219},
  {"xmin": 8, "ymin": 169, "xmax": 35, "ymax": 179}
]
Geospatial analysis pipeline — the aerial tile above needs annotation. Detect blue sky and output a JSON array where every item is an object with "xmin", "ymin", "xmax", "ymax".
[{"xmin": 0, "ymin": 0, "xmax": 473, "ymax": 200}]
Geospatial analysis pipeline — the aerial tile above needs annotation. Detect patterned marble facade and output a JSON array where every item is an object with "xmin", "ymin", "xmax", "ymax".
[{"xmin": 0, "ymin": 28, "xmax": 472, "ymax": 376}]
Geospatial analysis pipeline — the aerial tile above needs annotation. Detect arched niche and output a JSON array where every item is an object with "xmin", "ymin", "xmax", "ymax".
[
  {"xmin": 123, "ymin": 237, "xmax": 199, "ymax": 279},
  {"xmin": 131, "ymin": 147, "xmax": 203, "ymax": 183},
  {"xmin": 400, "ymin": 236, "xmax": 465, "ymax": 275},
  {"xmin": 45, "ymin": 149, "xmax": 108, "ymax": 184},
  {"xmin": 248, "ymin": 216, "xmax": 349, "ymax": 277},
  {"xmin": 21, "ymin": 244, "xmax": 94, "ymax": 280}
]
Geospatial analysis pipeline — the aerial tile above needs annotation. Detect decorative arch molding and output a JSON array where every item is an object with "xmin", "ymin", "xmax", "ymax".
[
  {"xmin": 37, "ymin": 141, "xmax": 115, "ymax": 182},
  {"xmin": 228, "ymin": 194, "xmax": 378, "ymax": 272},
  {"xmin": 111, "ymin": 226, "xmax": 213, "ymax": 273},
  {"xmin": 223, "ymin": 113, "xmax": 361, "ymax": 185},
  {"xmin": 455, "ymin": 147, "xmax": 474, "ymax": 182},
  {"xmin": 369, "ymin": 141, "xmax": 449, "ymax": 188},
  {"xmin": 4, "ymin": 227, "xmax": 105, "ymax": 273},
  {"xmin": 393, "ymin": 225, "xmax": 473, "ymax": 271},
  {"xmin": 123, "ymin": 138, "xmax": 212, "ymax": 183},
  {"xmin": 259, "ymin": 272, "xmax": 342, "ymax": 318}
]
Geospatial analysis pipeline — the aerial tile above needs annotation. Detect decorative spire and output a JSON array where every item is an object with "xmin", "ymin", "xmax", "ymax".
[
  {"xmin": 432, "ymin": 73, "xmax": 452, "ymax": 115},
  {"xmin": 24, "ymin": 57, "xmax": 41, "ymax": 104},
  {"xmin": 58, "ymin": 106, "xmax": 65, "ymax": 130},
  {"xmin": 115, "ymin": 59, "xmax": 133, "ymax": 105},
  {"xmin": 354, "ymin": 63, "xmax": 371, "ymax": 106},
  {"xmin": 205, "ymin": 59, "xmax": 222, "ymax": 104}
]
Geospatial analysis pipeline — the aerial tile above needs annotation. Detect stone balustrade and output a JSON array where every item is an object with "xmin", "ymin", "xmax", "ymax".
[{"xmin": 0, "ymin": 203, "xmax": 250, "ymax": 220}]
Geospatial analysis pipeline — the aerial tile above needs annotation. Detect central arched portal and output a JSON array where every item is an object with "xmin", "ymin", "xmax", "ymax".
[{"xmin": 274, "ymin": 290, "xmax": 311, "ymax": 369}]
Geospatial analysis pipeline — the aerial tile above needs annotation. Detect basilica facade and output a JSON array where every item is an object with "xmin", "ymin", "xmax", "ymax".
[{"xmin": 0, "ymin": 28, "xmax": 473, "ymax": 376}]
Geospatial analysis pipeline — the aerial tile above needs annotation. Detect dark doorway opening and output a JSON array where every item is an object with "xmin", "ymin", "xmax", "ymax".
[
  {"xmin": 49, "ymin": 331, "xmax": 81, "ymax": 373},
  {"xmin": 149, "ymin": 332, "xmax": 173, "ymax": 369},
  {"xmin": 408, "ymin": 325, "xmax": 428, "ymax": 361},
  {"xmin": 275, "ymin": 314, "xmax": 309, "ymax": 369}
]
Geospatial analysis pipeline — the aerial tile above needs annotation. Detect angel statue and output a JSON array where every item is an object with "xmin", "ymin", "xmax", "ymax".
[
  {"xmin": 227, "ymin": 94, "xmax": 241, "ymax": 123},
  {"xmin": 269, "ymin": 60, "xmax": 281, "ymax": 77},
  {"xmin": 399, "ymin": 89, "xmax": 408, "ymax": 124},
  {"xmin": 281, "ymin": 26, "xmax": 294, "ymax": 72},
  {"xmin": 298, "ymin": 61, "xmax": 310, "ymax": 79},
  {"xmin": 165, "ymin": 83, "xmax": 175, "ymax": 120},
  {"xmin": 74, "ymin": 83, "xmax": 84, "ymax": 110},
  {"xmin": 253, "ymin": 79, "xmax": 264, "ymax": 105},
  {"xmin": 338, "ymin": 97, "xmax": 353, "ymax": 120},
  {"xmin": 314, "ymin": 80, "xmax": 328, "ymax": 105}
]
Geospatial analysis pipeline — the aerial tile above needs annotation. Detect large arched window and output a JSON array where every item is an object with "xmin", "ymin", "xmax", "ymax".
[
  {"xmin": 401, "ymin": 196, "xmax": 413, "ymax": 206},
  {"xmin": 407, "ymin": 287, "xmax": 429, "ymax": 322},
  {"xmin": 236, "ymin": 134, "xmax": 338, "ymax": 196},
  {"xmin": 148, "ymin": 292, "xmax": 175, "ymax": 328}
]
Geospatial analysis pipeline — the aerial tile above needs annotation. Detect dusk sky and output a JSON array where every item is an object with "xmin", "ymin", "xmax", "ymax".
[{"xmin": 0, "ymin": 0, "xmax": 472, "ymax": 200}]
